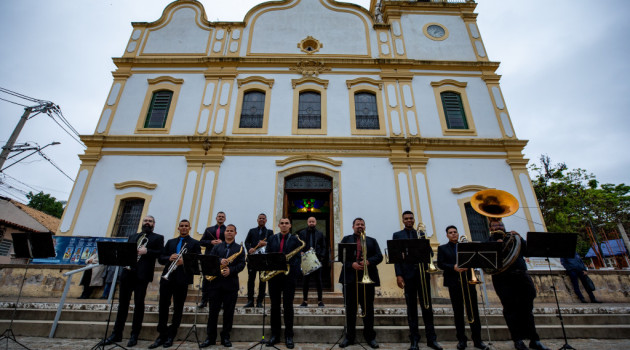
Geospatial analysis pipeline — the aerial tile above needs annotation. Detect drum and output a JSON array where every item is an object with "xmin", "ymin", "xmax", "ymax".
[{"xmin": 301, "ymin": 248, "xmax": 322, "ymax": 275}]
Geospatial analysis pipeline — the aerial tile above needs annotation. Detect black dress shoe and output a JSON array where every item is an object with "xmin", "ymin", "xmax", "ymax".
[
  {"xmin": 266, "ymin": 335, "xmax": 279, "ymax": 346},
  {"xmin": 197, "ymin": 302, "xmax": 207, "ymax": 308},
  {"xmin": 457, "ymin": 340, "xmax": 467, "ymax": 349},
  {"xmin": 199, "ymin": 338, "xmax": 215, "ymax": 348},
  {"xmin": 221, "ymin": 338, "xmax": 232, "ymax": 347},
  {"xmin": 474, "ymin": 341, "xmax": 489, "ymax": 350},
  {"xmin": 100, "ymin": 334, "xmax": 121, "ymax": 346},
  {"xmin": 367, "ymin": 339, "xmax": 380, "ymax": 349},
  {"xmin": 127, "ymin": 334, "xmax": 138, "ymax": 347},
  {"xmin": 256, "ymin": 302, "xmax": 263, "ymax": 308},
  {"xmin": 244, "ymin": 300, "xmax": 254, "ymax": 308},
  {"xmin": 427, "ymin": 340, "xmax": 443, "ymax": 350},
  {"xmin": 529, "ymin": 340, "xmax": 550, "ymax": 350},
  {"xmin": 339, "ymin": 338, "xmax": 354, "ymax": 348},
  {"xmin": 513, "ymin": 340, "xmax": 528, "ymax": 350},
  {"xmin": 286, "ymin": 337, "xmax": 294, "ymax": 349},
  {"xmin": 149, "ymin": 337, "xmax": 165, "ymax": 349},
  {"xmin": 163, "ymin": 337, "xmax": 174, "ymax": 348},
  {"xmin": 408, "ymin": 337, "xmax": 419, "ymax": 350}
]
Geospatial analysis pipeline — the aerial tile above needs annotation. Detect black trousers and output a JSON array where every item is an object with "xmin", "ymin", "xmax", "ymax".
[
  {"xmin": 247, "ymin": 268, "xmax": 267, "ymax": 303},
  {"xmin": 492, "ymin": 271, "xmax": 539, "ymax": 342},
  {"xmin": 112, "ymin": 274, "xmax": 150, "ymax": 337},
  {"xmin": 447, "ymin": 283, "xmax": 482, "ymax": 343},
  {"xmin": 567, "ymin": 270, "xmax": 597, "ymax": 301},
  {"xmin": 343, "ymin": 282, "xmax": 376, "ymax": 342},
  {"xmin": 200, "ymin": 279, "xmax": 210, "ymax": 304},
  {"xmin": 156, "ymin": 279, "xmax": 189, "ymax": 339},
  {"xmin": 302, "ymin": 268, "xmax": 323, "ymax": 302},
  {"xmin": 206, "ymin": 287, "xmax": 238, "ymax": 341},
  {"xmin": 268, "ymin": 274, "xmax": 296, "ymax": 338},
  {"xmin": 403, "ymin": 275, "xmax": 437, "ymax": 342}
]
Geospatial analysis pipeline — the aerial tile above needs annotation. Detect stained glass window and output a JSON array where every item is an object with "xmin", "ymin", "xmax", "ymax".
[{"xmin": 298, "ymin": 91, "xmax": 321, "ymax": 129}]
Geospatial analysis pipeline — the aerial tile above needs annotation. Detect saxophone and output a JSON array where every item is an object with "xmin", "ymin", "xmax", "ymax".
[
  {"xmin": 260, "ymin": 235, "xmax": 305, "ymax": 282},
  {"xmin": 206, "ymin": 243, "xmax": 243, "ymax": 281}
]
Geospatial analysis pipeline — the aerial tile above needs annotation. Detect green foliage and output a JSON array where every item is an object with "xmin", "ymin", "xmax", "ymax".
[
  {"xmin": 25, "ymin": 191, "xmax": 64, "ymax": 218},
  {"xmin": 529, "ymin": 155, "xmax": 630, "ymax": 256}
]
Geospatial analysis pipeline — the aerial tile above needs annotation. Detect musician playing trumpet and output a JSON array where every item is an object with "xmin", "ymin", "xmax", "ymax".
[
  {"xmin": 243, "ymin": 213, "xmax": 273, "ymax": 308},
  {"xmin": 201, "ymin": 224, "xmax": 245, "ymax": 348},
  {"xmin": 147, "ymin": 219, "xmax": 200, "ymax": 348},
  {"xmin": 436, "ymin": 225, "xmax": 488, "ymax": 350}
]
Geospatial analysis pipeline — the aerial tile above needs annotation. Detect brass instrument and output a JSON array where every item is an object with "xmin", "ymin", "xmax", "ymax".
[
  {"xmin": 259, "ymin": 236, "xmax": 305, "ymax": 282},
  {"xmin": 458, "ymin": 236, "xmax": 482, "ymax": 324},
  {"xmin": 355, "ymin": 230, "xmax": 373, "ymax": 318},
  {"xmin": 125, "ymin": 233, "xmax": 148, "ymax": 270},
  {"xmin": 470, "ymin": 189, "xmax": 522, "ymax": 275},
  {"xmin": 416, "ymin": 223, "xmax": 438, "ymax": 310},
  {"xmin": 162, "ymin": 242, "xmax": 188, "ymax": 281},
  {"xmin": 252, "ymin": 237, "xmax": 267, "ymax": 255},
  {"xmin": 206, "ymin": 243, "xmax": 243, "ymax": 281}
]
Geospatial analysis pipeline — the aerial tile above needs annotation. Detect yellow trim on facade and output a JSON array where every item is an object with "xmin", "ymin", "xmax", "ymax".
[
  {"xmin": 483, "ymin": 75, "xmax": 517, "ymax": 139},
  {"xmin": 237, "ymin": 76, "xmax": 275, "ymax": 88},
  {"xmin": 196, "ymin": 77, "xmax": 219, "ymax": 136},
  {"xmin": 95, "ymin": 74, "xmax": 129, "ymax": 135},
  {"xmin": 431, "ymin": 80, "xmax": 477, "ymax": 136},
  {"xmin": 507, "ymin": 159, "xmax": 540, "ymax": 232},
  {"xmin": 114, "ymin": 181, "xmax": 157, "ymax": 190},
  {"xmin": 398, "ymin": 80, "xmax": 421, "ymax": 137},
  {"xmin": 457, "ymin": 196, "xmax": 474, "ymax": 239},
  {"xmin": 134, "ymin": 78, "xmax": 183, "ymax": 135},
  {"xmin": 451, "ymin": 184, "xmax": 489, "ymax": 194},
  {"xmin": 291, "ymin": 83, "xmax": 328, "ymax": 135},
  {"xmin": 105, "ymin": 192, "xmax": 152, "ymax": 237},
  {"xmin": 463, "ymin": 14, "xmax": 489, "ymax": 62},
  {"xmin": 291, "ymin": 77, "xmax": 329, "ymax": 89},
  {"xmin": 210, "ymin": 78, "xmax": 235, "ymax": 136},
  {"xmin": 275, "ymin": 155, "xmax": 342, "ymax": 167},
  {"xmin": 347, "ymin": 82, "xmax": 387, "ymax": 136},
  {"xmin": 382, "ymin": 81, "xmax": 403, "ymax": 137},
  {"xmin": 232, "ymin": 79, "xmax": 273, "ymax": 134},
  {"xmin": 56, "ymin": 165, "xmax": 95, "ymax": 236},
  {"xmin": 147, "ymin": 76, "xmax": 185, "ymax": 85}
]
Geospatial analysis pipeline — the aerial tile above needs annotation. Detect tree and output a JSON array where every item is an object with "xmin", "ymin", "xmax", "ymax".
[
  {"xmin": 529, "ymin": 155, "xmax": 630, "ymax": 255},
  {"xmin": 26, "ymin": 191, "xmax": 64, "ymax": 218}
]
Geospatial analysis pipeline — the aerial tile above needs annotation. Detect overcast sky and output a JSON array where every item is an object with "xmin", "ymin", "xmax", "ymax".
[{"xmin": 1, "ymin": 0, "xmax": 629, "ymax": 204}]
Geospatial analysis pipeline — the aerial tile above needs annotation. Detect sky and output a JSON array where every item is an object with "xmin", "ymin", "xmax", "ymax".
[{"xmin": 0, "ymin": 0, "xmax": 629, "ymax": 204}]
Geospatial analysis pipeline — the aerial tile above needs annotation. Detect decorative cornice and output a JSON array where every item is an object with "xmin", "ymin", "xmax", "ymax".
[
  {"xmin": 289, "ymin": 60, "xmax": 331, "ymax": 77},
  {"xmin": 114, "ymin": 181, "xmax": 157, "ymax": 190},
  {"xmin": 276, "ymin": 155, "xmax": 342, "ymax": 167},
  {"xmin": 430, "ymin": 79, "xmax": 468, "ymax": 88},
  {"xmin": 346, "ymin": 77, "xmax": 383, "ymax": 90},
  {"xmin": 147, "ymin": 76, "xmax": 184, "ymax": 85},
  {"xmin": 451, "ymin": 185, "xmax": 489, "ymax": 194},
  {"xmin": 291, "ymin": 76, "xmax": 329, "ymax": 89},
  {"xmin": 237, "ymin": 76, "xmax": 274, "ymax": 88}
]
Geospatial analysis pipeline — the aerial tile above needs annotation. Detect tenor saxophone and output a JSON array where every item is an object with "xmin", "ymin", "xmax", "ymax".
[
  {"xmin": 206, "ymin": 243, "xmax": 243, "ymax": 281},
  {"xmin": 260, "ymin": 236, "xmax": 305, "ymax": 282}
]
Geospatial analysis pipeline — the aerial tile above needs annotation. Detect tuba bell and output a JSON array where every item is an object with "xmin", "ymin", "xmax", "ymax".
[{"xmin": 470, "ymin": 189, "xmax": 521, "ymax": 275}]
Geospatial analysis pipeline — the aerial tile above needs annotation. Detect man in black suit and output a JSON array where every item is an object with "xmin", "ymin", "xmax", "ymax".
[
  {"xmin": 298, "ymin": 216, "xmax": 326, "ymax": 308},
  {"xmin": 436, "ymin": 225, "xmax": 488, "ymax": 350},
  {"xmin": 392, "ymin": 211, "xmax": 442, "ymax": 350},
  {"xmin": 488, "ymin": 219, "xmax": 549, "ymax": 350},
  {"xmin": 200, "ymin": 224, "xmax": 246, "ymax": 348},
  {"xmin": 198, "ymin": 211, "xmax": 227, "ymax": 308},
  {"xmin": 339, "ymin": 218, "xmax": 382, "ymax": 349},
  {"xmin": 244, "ymin": 213, "xmax": 273, "ymax": 308},
  {"xmin": 265, "ymin": 217, "xmax": 302, "ymax": 349},
  {"xmin": 103, "ymin": 215, "xmax": 164, "ymax": 347},
  {"xmin": 149, "ymin": 219, "xmax": 201, "ymax": 349}
]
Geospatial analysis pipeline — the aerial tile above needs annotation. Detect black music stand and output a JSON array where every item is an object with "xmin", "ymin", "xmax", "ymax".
[
  {"xmin": 386, "ymin": 239, "xmax": 431, "ymax": 265},
  {"xmin": 330, "ymin": 243, "xmax": 367, "ymax": 350},
  {"xmin": 246, "ymin": 253, "xmax": 286, "ymax": 350},
  {"xmin": 91, "ymin": 241, "xmax": 137, "ymax": 350},
  {"xmin": 526, "ymin": 232, "xmax": 578, "ymax": 350},
  {"xmin": 2, "ymin": 232, "xmax": 55, "ymax": 350},
  {"xmin": 176, "ymin": 254, "xmax": 220, "ymax": 349}
]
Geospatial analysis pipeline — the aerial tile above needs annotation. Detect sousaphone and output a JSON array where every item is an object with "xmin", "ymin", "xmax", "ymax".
[{"xmin": 470, "ymin": 189, "xmax": 521, "ymax": 275}]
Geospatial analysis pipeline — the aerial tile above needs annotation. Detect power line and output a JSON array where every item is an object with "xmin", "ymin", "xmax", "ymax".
[
  {"xmin": 37, "ymin": 150, "xmax": 74, "ymax": 181},
  {"xmin": 0, "ymin": 86, "xmax": 44, "ymax": 103},
  {"xmin": 0, "ymin": 96, "xmax": 29, "ymax": 107}
]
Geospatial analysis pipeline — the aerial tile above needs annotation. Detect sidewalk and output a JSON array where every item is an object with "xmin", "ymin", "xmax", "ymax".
[{"xmin": 6, "ymin": 337, "xmax": 630, "ymax": 350}]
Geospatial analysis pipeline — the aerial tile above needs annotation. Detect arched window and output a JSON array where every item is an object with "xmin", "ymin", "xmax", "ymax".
[
  {"xmin": 354, "ymin": 92, "xmax": 379, "ymax": 129},
  {"xmin": 144, "ymin": 90, "xmax": 173, "ymax": 128},
  {"xmin": 112, "ymin": 198, "xmax": 145, "ymax": 237},
  {"xmin": 239, "ymin": 91, "xmax": 266, "ymax": 128},
  {"xmin": 298, "ymin": 91, "xmax": 321, "ymax": 129},
  {"xmin": 440, "ymin": 91, "xmax": 469, "ymax": 129}
]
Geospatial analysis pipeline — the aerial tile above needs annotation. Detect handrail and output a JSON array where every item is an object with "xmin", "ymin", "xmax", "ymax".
[{"xmin": 63, "ymin": 263, "xmax": 99, "ymax": 276}]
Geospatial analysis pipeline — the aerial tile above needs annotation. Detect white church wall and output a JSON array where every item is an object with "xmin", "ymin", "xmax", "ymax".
[
  {"xmin": 73, "ymin": 155, "xmax": 188, "ymax": 237},
  {"xmin": 142, "ymin": 5, "xmax": 211, "ymax": 55},
  {"xmin": 401, "ymin": 14, "xmax": 476, "ymax": 61}
]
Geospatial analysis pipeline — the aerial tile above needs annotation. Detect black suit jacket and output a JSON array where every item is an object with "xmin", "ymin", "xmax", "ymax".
[
  {"xmin": 124, "ymin": 231, "xmax": 164, "ymax": 282},
  {"xmin": 338, "ymin": 234, "xmax": 383, "ymax": 286},
  {"xmin": 200, "ymin": 224, "xmax": 226, "ymax": 254},
  {"xmin": 392, "ymin": 229, "xmax": 426, "ymax": 280},
  {"xmin": 437, "ymin": 242, "xmax": 464, "ymax": 287},
  {"xmin": 266, "ymin": 233, "xmax": 303, "ymax": 276},
  {"xmin": 159, "ymin": 235, "xmax": 201, "ymax": 285},
  {"xmin": 298, "ymin": 227, "xmax": 326, "ymax": 261},
  {"xmin": 208, "ymin": 241, "xmax": 246, "ymax": 291},
  {"xmin": 245, "ymin": 226, "xmax": 273, "ymax": 252}
]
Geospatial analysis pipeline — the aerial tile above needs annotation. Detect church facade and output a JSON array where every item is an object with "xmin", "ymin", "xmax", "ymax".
[{"xmin": 58, "ymin": 0, "xmax": 545, "ymax": 292}]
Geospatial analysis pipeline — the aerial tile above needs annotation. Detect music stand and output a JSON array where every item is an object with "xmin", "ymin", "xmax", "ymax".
[
  {"xmin": 176, "ymin": 254, "xmax": 220, "ymax": 349},
  {"xmin": 386, "ymin": 239, "xmax": 431, "ymax": 265},
  {"xmin": 2, "ymin": 232, "xmax": 55, "ymax": 350},
  {"xmin": 526, "ymin": 232, "xmax": 578, "ymax": 350},
  {"xmin": 91, "ymin": 241, "xmax": 137, "ymax": 350},
  {"xmin": 246, "ymin": 253, "xmax": 286, "ymax": 350},
  {"xmin": 330, "ymin": 243, "xmax": 367, "ymax": 350}
]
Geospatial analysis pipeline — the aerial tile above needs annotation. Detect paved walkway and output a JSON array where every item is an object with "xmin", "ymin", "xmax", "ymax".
[{"xmin": 4, "ymin": 337, "xmax": 630, "ymax": 350}]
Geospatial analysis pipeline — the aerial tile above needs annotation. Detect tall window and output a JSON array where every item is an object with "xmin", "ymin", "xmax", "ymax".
[
  {"xmin": 440, "ymin": 91, "xmax": 469, "ymax": 129},
  {"xmin": 112, "ymin": 198, "xmax": 145, "ymax": 237},
  {"xmin": 239, "ymin": 91, "xmax": 266, "ymax": 128},
  {"xmin": 298, "ymin": 91, "xmax": 321, "ymax": 129},
  {"xmin": 354, "ymin": 92, "xmax": 379, "ymax": 129},
  {"xmin": 144, "ymin": 90, "xmax": 173, "ymax": 128},
  {"xmin": 465, "ymin": 202, "xmax": 489, "ymax": 241}
]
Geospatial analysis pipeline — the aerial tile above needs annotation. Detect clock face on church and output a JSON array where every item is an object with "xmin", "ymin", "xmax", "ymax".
[{"xmin": 424, "ymin": 23, "xmax": 448, "ymax": 41}]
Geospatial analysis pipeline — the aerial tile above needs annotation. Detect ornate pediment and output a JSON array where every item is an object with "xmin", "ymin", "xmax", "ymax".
[{"xmin": 290, "ymin": 60, "xmax": 331, "ymax": 77}]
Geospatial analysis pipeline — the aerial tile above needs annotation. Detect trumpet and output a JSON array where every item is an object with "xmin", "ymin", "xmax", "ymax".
[
  {"xmin": 356, "ymin": 230, "xmax": 373, "ymax": 318},
  {"xmin": 458, "ymin": 236, "xmax": 482, "ymax": 324},
  {"xmin": 162, "ymin": 242, "xmax": 187, "ymax": 281},
  {"xmin": 206, "ymin": 243, "xmax": 243, "ymax": 281},
  {"xmin": 417, "ymin": 223, "xmax": 438, "ymax": 310},
  {"xmin": 125, "ymin": 233, "xmax": 148, "ymax": 270}
]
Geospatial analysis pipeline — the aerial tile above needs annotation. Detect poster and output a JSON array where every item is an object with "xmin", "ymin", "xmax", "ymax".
[{"xmin": 31, "ymin": 236, "xmax": 127, "ymax": 265}]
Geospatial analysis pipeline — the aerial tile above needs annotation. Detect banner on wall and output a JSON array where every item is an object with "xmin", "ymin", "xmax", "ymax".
[{"xmin": 31, "ymin": 236, "xmax": 127, "ymax": 265}]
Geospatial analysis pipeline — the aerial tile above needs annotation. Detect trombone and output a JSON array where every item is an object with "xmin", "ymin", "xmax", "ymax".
[
  {"xmin": 458, "ymin": 236, "xmax": 482, "ymax": 324},
  {"xmin": 417, "ymin": 223, "xmax": 438, "ymax": 310},
  {"xmin": 355, "ymin": 230, "xmax": 373, "ymax": 318}
]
